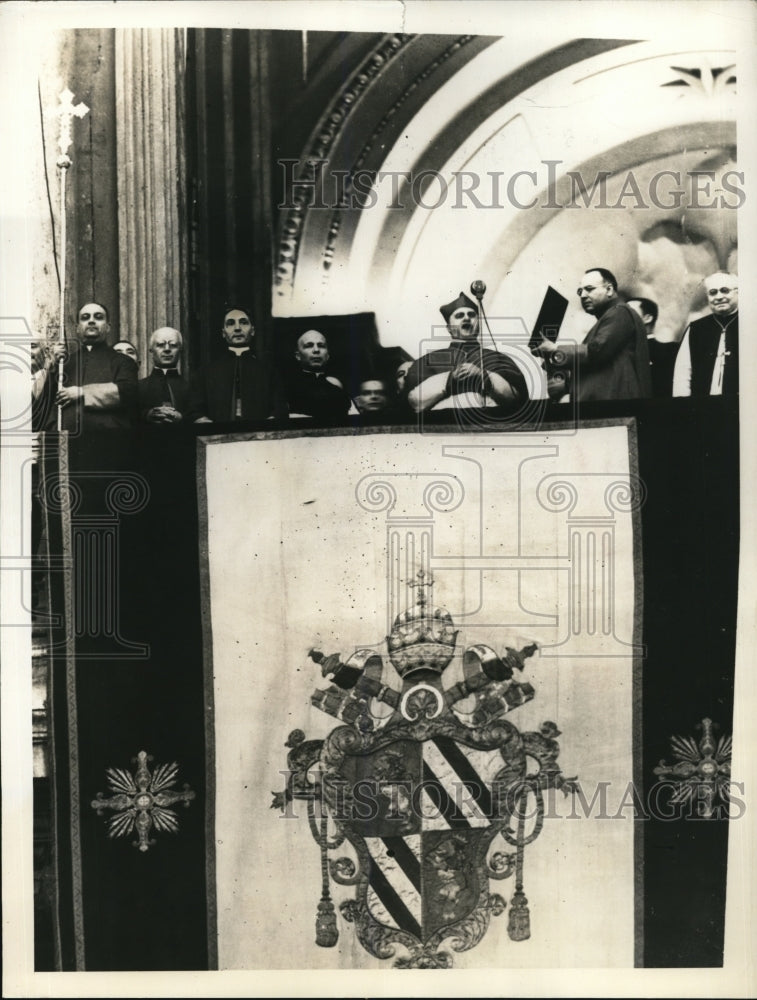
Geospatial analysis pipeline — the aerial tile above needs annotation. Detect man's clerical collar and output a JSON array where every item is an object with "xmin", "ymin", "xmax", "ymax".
[
  {"xmin": 227, "ymin": 345, "xmax": 251, "ymax": 356},
  {"xmin": 154, "ymin": 365, "xmax": 179, "ymax": 374},
  {"xmin": 714, "ymin": 311, "xmax": 737, "ymax": 329}
]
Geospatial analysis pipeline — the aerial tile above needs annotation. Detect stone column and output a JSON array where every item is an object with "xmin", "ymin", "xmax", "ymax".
[{"xmin": 115, "ymin": 29, "xmax": 187, "ymax": 373}]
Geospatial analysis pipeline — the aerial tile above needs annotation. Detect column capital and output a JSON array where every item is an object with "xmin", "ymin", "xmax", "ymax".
[
  {"xmin": 355, "ymin": 472, "xmax": 464, "ymax": 521},
  {"xmin": 536, "ymin": 472, "xmax": 646, "ymax": 521}
]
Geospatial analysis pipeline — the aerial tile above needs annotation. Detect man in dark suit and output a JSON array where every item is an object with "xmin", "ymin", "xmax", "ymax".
[
  {"xmin": 537, "ymin": 268, "xmax": 651, "ymax": 402},
  {"xmin": 138, "ymin": 327, "xmax": 190, "ymax": 423},
  {"xmin": 52, "ymin": 301, "xmax": 138, "ymax": 430},
  {"xmin": 673, "ymin": 273, "xmax": 738, "ymax": 397},
  {"xmin": 626, "ymin": 297, "xmax": 679, "ymax": 398},
  {"xmin": 189, "ymin": 306, "xmax": 284, "ymax": 423}
]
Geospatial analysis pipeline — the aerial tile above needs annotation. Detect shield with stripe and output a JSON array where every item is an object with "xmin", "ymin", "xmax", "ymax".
[{"xmin": 340, "ymin": 734, "xmax": 508, "ymax": 943}]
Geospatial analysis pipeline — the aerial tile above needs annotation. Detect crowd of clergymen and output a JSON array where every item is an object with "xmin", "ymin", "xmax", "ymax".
[{"xmin": 30, "ymin": 266, "xmax": 739, "ymax": 431}]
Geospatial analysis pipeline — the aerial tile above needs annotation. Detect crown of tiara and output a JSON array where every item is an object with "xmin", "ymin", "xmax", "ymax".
[{"xmin": 386, "ymin": 570, "xmax": 458, "ymax": 678}]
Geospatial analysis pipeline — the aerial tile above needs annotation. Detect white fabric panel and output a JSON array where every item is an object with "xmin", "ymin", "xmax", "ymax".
[{"xmin": 203, "ymin": 425, "xmax": 637, "ymax": 969}]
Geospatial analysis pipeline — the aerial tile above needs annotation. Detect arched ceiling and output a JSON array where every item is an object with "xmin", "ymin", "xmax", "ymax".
[{"xmin": 274, "ymin": 31, "xmax": 737, "ymax": 361}]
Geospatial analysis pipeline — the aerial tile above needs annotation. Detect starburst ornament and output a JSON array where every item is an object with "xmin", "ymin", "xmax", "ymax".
[
  {"xmin": 91, "ymin": 751, "xmax": 196, "ymax": 852},
  {"xmin": 653, "ymin": 718, "xmax": 731, "ymax": 818}
]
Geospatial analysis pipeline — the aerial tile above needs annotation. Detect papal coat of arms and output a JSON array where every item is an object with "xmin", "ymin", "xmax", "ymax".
[{"xmin": 273, "ymin": 571, "xmax": 577, "ymax": 968}]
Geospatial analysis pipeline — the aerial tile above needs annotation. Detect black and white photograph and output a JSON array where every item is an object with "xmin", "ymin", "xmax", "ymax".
[{"xmin": 0, "ymin": 0, "xmax": 755, "ymax": 996}]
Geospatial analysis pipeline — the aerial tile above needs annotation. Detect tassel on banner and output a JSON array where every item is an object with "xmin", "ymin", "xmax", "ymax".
[
  {"xmin": 315, "ymin": 801, "xmax": 339, "ymax": 947},
  {"xmin": 508, "ymin": 785, "xmax": 531, "ymax": 941},
  {"xmin": 507, "ymin": 889, "xmax": 531, "ymax": 941},
  {"xmin": 315, "ymin": 896, "xmax": 339, "ymax": 947}
]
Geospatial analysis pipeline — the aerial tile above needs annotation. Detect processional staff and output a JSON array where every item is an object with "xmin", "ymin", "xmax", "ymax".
[{"xmin": 52, "ymin": 89, "xmax": 89, "ymax": 431}]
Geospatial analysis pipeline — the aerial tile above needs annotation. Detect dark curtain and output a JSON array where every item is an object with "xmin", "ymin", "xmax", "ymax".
[{"xmin": 185, "ymin": 29, "xmax": 274, "ymax": 372}]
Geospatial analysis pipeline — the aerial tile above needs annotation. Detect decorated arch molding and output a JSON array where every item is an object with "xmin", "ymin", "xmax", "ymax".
[{"xmin": 274, "ymin": 34, "xmax": 633, "ymax": 306}]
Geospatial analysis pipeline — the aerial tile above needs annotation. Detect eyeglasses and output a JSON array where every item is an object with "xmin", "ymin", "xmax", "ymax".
[{"xmin": 707, "ymin": 287, "xmax": 736, "ymax": 296}]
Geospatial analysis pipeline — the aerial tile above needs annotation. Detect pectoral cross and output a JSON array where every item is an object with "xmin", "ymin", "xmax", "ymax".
[{"xmin": 53, "ymin": 88, "xmax": 89, "ymax": 165}]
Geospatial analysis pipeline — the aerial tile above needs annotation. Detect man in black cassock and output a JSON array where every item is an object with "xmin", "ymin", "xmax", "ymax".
[
  {"xmin": 189, "ymin": 306, "xmax": 285, "ymax": 423},
  {"xmin": 52, "ymin": 301, "xmax": 138, "ymax": 430},
  {"xmin": 138, "ymin": 327, "xmax": 190, "ymax": 423},
  {"xmin": 285, "ymin": 329, "xmax": 352, "ymax": 421},
  {"xmin": 403, "ymin": 292, "xmax": 528, "ymax": 413}
]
